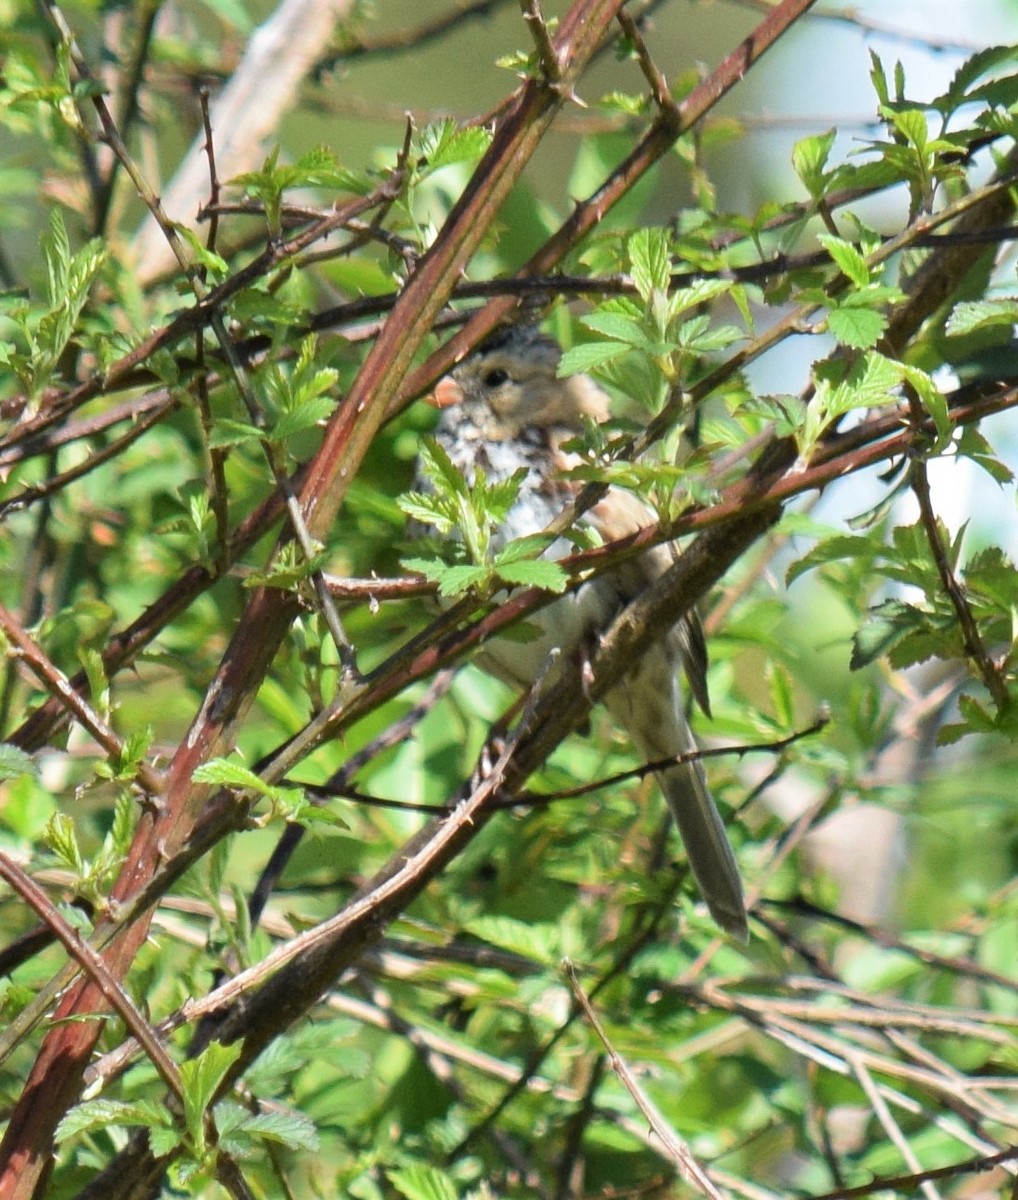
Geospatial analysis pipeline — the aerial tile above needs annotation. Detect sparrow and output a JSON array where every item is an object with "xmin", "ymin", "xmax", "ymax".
[{"xmin": 422, "ymin": 324, "xmax": 748, "ymax": 940}]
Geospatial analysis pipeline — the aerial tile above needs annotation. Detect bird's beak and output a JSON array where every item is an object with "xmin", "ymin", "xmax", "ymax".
[{"xmin": 428, "ymin": 376, "xmax": 464, "ymax": 409}]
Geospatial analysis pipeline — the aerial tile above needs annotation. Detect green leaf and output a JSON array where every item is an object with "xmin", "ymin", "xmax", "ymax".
[
  {"xmin": 801, "ymin": 352, "xmax": 902, "ymax": 455},
  {"xmin": 933, "ymin": 45, "xmax": 1018, "ymax": 115},
  {"xmin": 434, "ymin": 563, "xmax": 490, "ymax": 596},
  {"xmin": 193, "ymin": 757, "xmax": 275, "ymax": 795},
  {"xmin": 45, "ymin": 813, "xmax": 84, "ymax": 874},
  {"xmin": 269, "ymin": 393, "xmax": 334, "ymax": 443},
  {"xmin": 827, "ymin": 304, "xmax": 887, "ymax": 349},
  {"xmin": 766, "ymin": 661, "xmax": 795, "ymax": 728},
  {"xmin": 415, "ymin": 119, "xmax": 491, "ymax": 172},
  {"xmin": 192, "ymin": 757, "xmax": 304, "ymax": 812},
  {"xmin": 557, "ymin": 340, "xmax": 627, "ymax": 375},
  {"xmin": 219, "ymin": 1103, "xmax": 320, "ymax": 1152},
  {"xmin": 946, "ymin": 298, "xmax": 1018, "ymax": 337},
  {"xmin": 494, "ymin": 557, "xmax": 567, "ymax": 593},
  {"xmin": 792, "ymin": 128, "xmax": 837, "ymax": 197},
  {"xmin": 180, "ymin": 1041, "xmax": 243, "ymax": 1154},
  {"xmin": 0, "ymin": 743, "xmax": 38, "ymax": 784},
  {"xmin": 869, "ymin": 50, "xmax": 891, "ymax": 107},
  {"xmin": 56, "ymin": 1098, "xmax": 171, "ymax": 1142},
  {"xmin": 850, "ymin": 599, "xmax": 931, "ymax": 670},
  {"xmin": 209, "ymin": 416, "xmax": 264, "ymax": 449},
  {"xmin": 581, "ymin": 311, "xmax": 672, "ymax": 355},
  {"xmin": 465, "ymin": 915, "xmax": 562, "ymax": 964},
  {"xmin": 901, "ymin": 364, "xmax": 951, "ymax": 445},
  {"xmin": 499, "ymin": 535, "xmax": 556, "ymax": 564},
  {"xmin": 818, "ymin": 234, "xmax": 870, "ymax": 287},
  {"xmin": 955, "ymin": 427, "xmax": 1015, "ymax": 484},
  {"xmin": 886, "ymin": 107, "xmax": 929, "ymax": 155},
  {"xmin": 388, "ymin": 1164, "xmax": 459, "ymax": 1200},
  {"xmin": 628, "ymin": 226, "xmax": 672, "ymax": 302}
]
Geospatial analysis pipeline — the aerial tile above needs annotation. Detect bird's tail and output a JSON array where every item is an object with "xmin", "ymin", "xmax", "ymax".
[
  {"xmin": 606, "ymin": 671, "xmax": 747, "ymax": 940},
  {"xmin": 657, "ymin": 755, "xmax": 747, "ymax": 941}
]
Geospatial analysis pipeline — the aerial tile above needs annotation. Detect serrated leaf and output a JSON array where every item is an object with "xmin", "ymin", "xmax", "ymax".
[
  {"xmin": 823, "ymin": 351, "xmax": 901, "ymax": 417},
  {"xmin": 493, "ymin": 534, "xmax": 554, "ymax": 564},
  {"xmin": 193, "ymin": 758, "xmax": 275, "ymax": 796},
  {"xmin": 628, "ymin": 226, "xmax": 672, "ymax": 302},
  {"xmin": 230, "ymin": 1108, "xmax": 319, "ymax": 1151},
  {"xmin": 827, "ymin": 304, "xmax": 887, "ymax": 349},
  {"xmin": 416, "ymin": 437, "xmax": 470, "ymax": 499},
  {"xmin": 46, "ymin": 812, "xmax": 84, "ymax": 873},
  {"xmin": 435, "ymin": 563, "xmax": 490, "ymax": 596},
  {"xmin": 416, "ymin": 119, "xmax": 491, "ymax": 171},
  {"xmin": 56, "ymin": 1098, "xmax": 170, "ymax": 1142},
  {"xmin": 766, "ymin": 662, "xmax": 795, "ymax": 728},
  {"xmin": 495, "ymin": 557, "xmax": 567, "ymax": 593},
  {"xmin": 956, "ymin": 692, "xmax": 997, "ymax": 733},
  {"xmin": 181, "ymin": 1041, "xmax": 243, "ymax": 1150},
  {"xmin": 388, "ymin": 1164, "xmax": 459, "ymax": 1200},
  {"xmin": 945, "ymin": 298, "xmax": 1018, "ymax": 337},
  {"xmin": 557, "ymin": 340, "xmax": 627, "ymax": 375},
  {"xmin": 786, "ymin": 534, "xmax": 875, "ymax": 585},
  {"xmin": 869, "ymin": 50, "xmax": 890, "ymax": 107},
  {"xmin": 818, "ymin": 234, "xmax": 870, "ymax": 287},
  {"xmin": 850, "ymin": 600, "xmax": 929, "ymax": 670},
  {"xmin": 956, "ymin": 427, "xmax": 1014, "ymax": 484},
  {"xmin": 581, "ymin": 311, "xmax": 668, "ymax": 353},
  {"xmin": 209, "ymin": 417, "xmax": 264, "ymax": 449},
  {"xmin": 269, "ymin": 394, "xmax": 334, "ymax": 442},
  {"xmin": 397, "ymin": 493, "xmax": 455, "ymax": 533},
  {"xmin": 465, "ymin": 915, "xmax": 561, "ymax": 963},
  {"xmin": 934, "ymin": 45, "xmax": 1018, "ymax": 114}
]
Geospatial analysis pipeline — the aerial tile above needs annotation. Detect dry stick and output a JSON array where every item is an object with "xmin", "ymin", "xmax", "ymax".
[
  {"xmin": 94, "ymin": 2, "xmax": 160, "ymax": 233},
  {"xmin": 691, "ymin": 983, "xmax": 1017, "ymax": 1133},
  {"xmin": 196, "ymin": 87, "xmax": 232, "ymax": 570},
  {"xmin": 321, "ymin": 0, "xmax": 516, "ymax": 63},
  {"xmin": 731, "ymin": 0, "xmax": 989, "ymax": 54},
  {"xmin": 48, "ymin": 3, "xmax": 368, "ymax": 684},
  {"xmin": 237, "ymin": 668, "xmax": 457, "ymax": 937},
  {"xmin": 851, "ymin": 1054, "xmax": 944, "ymax": 1200},
  {"xmin": 0, "ymin": 787, "xmax": 254, "ymax": 1070},
  {"xmin": 448, "ymin": 885, "xmax": 688, "ymax": 1162},
  {"xmin": 564, "ymin": 960, "xmax": 727, "ymax": 1200},
  {"xmin": 781, "ymin": 903, "xmax": 1018, "ymax": 994},
  {"xmin": 88, "ymin": 971, "xmax": 574, "ymax": 1099},
  {"xmin": 4, "ymin": 169, "xmax": 1013, "ymax": 451},
  {"xmin": 131, "ymin": 0, "xmax": 360, "ymax": 281},
  {"xmin": 807, "ymin": 1146, "xmax": 1018, "ymax": 1200}
]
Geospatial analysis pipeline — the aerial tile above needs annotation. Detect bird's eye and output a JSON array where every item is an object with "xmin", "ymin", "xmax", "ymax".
[{"xmin": 482, "ymin": 368, "xmax": 509, "ymax": 388}]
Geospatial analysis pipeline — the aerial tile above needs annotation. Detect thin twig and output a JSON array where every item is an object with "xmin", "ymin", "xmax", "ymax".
[
  {"xmin": 564, "ymin": 959, "xmax": 727, "ymax": 1200},
  {"xmin": 0, "ymin": 852, "xmax": 183, "ymax": 1102}
]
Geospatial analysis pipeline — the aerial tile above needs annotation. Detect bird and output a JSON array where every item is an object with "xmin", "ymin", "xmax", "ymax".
[{"xmin": 420, "ymin": 323, "xmax": 748, "ymax": 940}]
